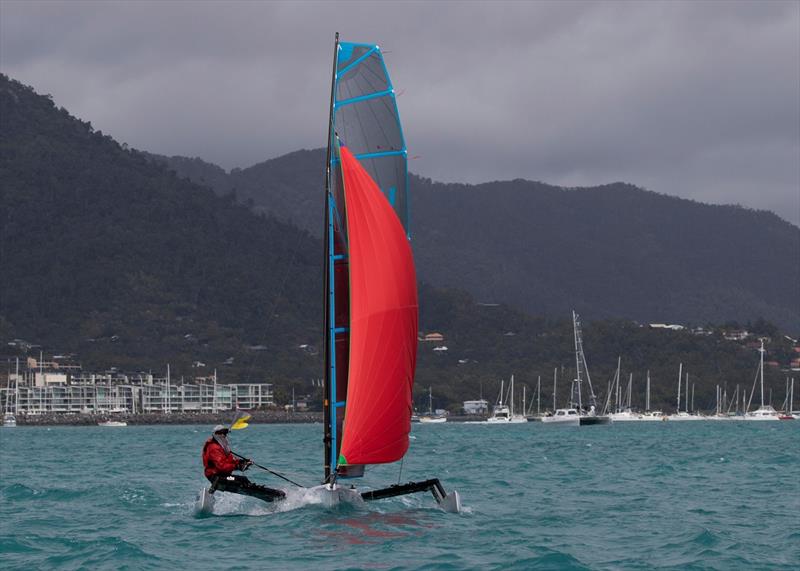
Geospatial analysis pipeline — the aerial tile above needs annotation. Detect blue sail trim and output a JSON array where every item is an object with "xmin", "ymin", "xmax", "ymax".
[
  {"xmin": 338, "ymin": 46, "xmax": 377, "ymax": 77},
  {"xmin": 355, "ymin": 150, "xmax": 406, "ymax": 160}
]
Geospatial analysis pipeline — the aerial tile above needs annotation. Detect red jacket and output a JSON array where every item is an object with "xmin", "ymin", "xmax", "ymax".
[{"xmin": 202, "ymin": 438, "xmax": 239, "ymax": 478}]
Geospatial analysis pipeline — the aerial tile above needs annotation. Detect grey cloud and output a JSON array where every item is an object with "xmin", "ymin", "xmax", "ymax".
[{"xmin": 1, "ymin": 0, "xmax": 797, "ymax": 224}]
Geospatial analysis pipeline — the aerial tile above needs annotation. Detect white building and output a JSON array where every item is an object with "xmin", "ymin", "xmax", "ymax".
[{"xmin": 463, "ymin": 399, "xmax": 489, "ymax": 414}]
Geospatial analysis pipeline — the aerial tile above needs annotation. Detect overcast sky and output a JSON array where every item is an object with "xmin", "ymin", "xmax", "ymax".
[{"xmin": 2, "ymin": 0, "xmax": 798, "ymax": 225}]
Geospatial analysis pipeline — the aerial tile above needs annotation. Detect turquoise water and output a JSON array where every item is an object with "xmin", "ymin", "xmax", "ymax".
[{"xmin": 1, "ymin": 422, "xmax": 798, "ymax": 570}]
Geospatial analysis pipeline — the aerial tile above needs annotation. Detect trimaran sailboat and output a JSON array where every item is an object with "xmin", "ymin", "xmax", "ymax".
[{"xmin": 200, "ymin": 34, "xmax": 460, "ymax": 513}]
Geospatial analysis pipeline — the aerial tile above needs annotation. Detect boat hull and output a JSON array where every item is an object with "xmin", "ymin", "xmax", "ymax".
[
  {"xmin": 541, "ymin": 416, "xmax": 579, "ymax": 426},
  {"xmin": 195, "ymin": 486, "xmax": 216, "ymax": 515},
  {"xmin": 580, "ymin": 416, "xmax": 611, "ymax": 426}
]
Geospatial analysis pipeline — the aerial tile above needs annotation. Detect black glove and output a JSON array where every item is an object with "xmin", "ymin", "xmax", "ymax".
[{"xmin": 240, "ymin": 459, "xmax": 253, "ymax": 471}]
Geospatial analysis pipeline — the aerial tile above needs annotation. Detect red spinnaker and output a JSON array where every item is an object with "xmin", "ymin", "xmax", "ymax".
[{"xmin": 337, "ymin": 145, "xmax": 418, "ymax": 466}]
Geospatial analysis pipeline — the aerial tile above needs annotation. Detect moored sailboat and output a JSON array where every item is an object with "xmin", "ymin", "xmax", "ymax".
[
  {"xmin": 744, "ymin": 339, "xmax": 779, "ymax": 421},
  {"xmin": 486, "ymin": 376, "xmax": 527, "ymax": 423},
  {"xmin": 419, "ymin": 387, "xmax": 447, "ymax": 423},
  {"xmin": 571, "ymin": 311, "xmax": 610, "ymax": 425}
]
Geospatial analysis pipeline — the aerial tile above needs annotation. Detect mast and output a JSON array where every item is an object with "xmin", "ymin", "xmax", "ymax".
[
  {"xmin": 627, "ymin": 373, "xmax": 632, "ymax": 410},
  {"xmin": 646, "ymin": 370, "xmax": 650, "ymax": 412},
  {"xmin": 428, "ymin": 386, "xmax": 433, "ymax": 415},
  {"xmin": 537, "ymin": 376, "xmax": 541, "ymax": 416},
  {"xmin": 677, "ymin": 363, "xmax": 682, "ymax": 413},
  {"xmin": 685, "ymin": 373, "xmax": 689, "ymax": 412},
  {"xmin": 759, "ymin": 338, "xmax": 765, "ymax": 408},
  {"xmin": 553, "ymin": 367, "xmax": 557, "ymax": 411},
  {"xmin": 322, "ymin": 32, "xmax": 340, "ymax": 481},
  {"xmin": 510, "ymin": 375, "xmax": 515, "ymax": 416},
  {"xmin": 166, "ymin": 364, "xmax": 171, "ymax": 415}
]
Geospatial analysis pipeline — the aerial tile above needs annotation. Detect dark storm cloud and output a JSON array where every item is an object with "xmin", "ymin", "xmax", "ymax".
[{"xmin": 1, "ymin": 0, "xmax": 798, "ymax": 224}]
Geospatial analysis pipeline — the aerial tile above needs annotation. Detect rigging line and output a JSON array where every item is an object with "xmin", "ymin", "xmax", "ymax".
[{"xmin": 397, "ymin": 456, "xmax": 405, "ymax": 485}]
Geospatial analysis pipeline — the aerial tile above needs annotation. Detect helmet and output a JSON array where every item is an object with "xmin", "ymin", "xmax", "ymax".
[{"xmin": 212, "ymin": 424, "xmax": 229, "ymax": 434}]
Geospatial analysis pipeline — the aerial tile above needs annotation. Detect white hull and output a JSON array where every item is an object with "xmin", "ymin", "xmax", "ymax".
[
  {"xmin": 195, "ymin": 486, "xmax": 216, "ymax": 515},
  {"xmin": 637, "ymin": 412, "xmax": 666, "ymax": 422},
  {"xmin": 485, "ymin": 416, "xmax": 528, "ymax": 424},
  {"xmin": 608, "ymin": 414, "xmax": 640, "ymax": 422},
  {"xmin": 541, "ymin": 418, "xmax": 579, "ymax": 425},
  {"xmin": 745, "ymin": 406, "xmax": 780, "ymax": 421},
  {"xmin": 98, "ymin": 421, "xmax": 128, "ymax": 427},
  {"xmin": 308, "ymin": 484, "xmax": 364, "ymax": 508},
  {"xmin": 667, "ymin": 413, "xmax": 704, "ymax": 421},
  {"xmin": 419, "ymin": 416, "xmax": 447, "ymax": 423},
  {"xmin": 2, "ymin": 414, "xmax": 16, "ymax": 428}
]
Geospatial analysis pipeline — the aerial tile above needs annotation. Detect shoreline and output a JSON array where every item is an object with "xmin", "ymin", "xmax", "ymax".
[{"xmin": 10, "ymin": 412, "xmax": 489, "ymax": 426}]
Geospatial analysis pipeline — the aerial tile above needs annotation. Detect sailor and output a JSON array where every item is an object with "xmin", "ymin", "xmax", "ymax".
[{"xmin": 202, "ymin": 425, "xmax": 285, "ymax": 503}]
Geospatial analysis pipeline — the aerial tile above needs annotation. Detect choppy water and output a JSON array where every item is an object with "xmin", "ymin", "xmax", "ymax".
[{"xmin": 1, "ymin": 422, "xmax": 798, "ymax": 570}]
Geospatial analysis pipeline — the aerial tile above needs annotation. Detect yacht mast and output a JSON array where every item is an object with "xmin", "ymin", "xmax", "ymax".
[
  {"xmin": 759, "ymin": 338, "xmax": 765, "ymax": 407},
  {"xmin": 677, "ymin": 363, "xmax": 682, "ymax": 413}
]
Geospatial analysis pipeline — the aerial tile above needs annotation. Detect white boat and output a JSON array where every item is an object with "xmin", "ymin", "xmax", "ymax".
[
  {"xmin": 419, "ymin": 386, "xmax": 447, "ymax": 423},
  {"xmin": 608, "ymin": 370, "xmax": 640, "ymax": 421},
  {"xmin": 486, "ymin": 376, "xmax": 527, "ymax": 423},
  {"xmin": 609, "ymin": 408, "xmax": 641, "ymax": 422},
  {"xmin": 638, "ymin": 372, "xmax": 665, "ymax": 421},
  {"xmin": 668, "ymin": 411, "xmax": 704, "ymax": 422},
  {"xmin": 541, "ymin": 408, "xmax": 580, "ymax": 425},
  {"xmin": 667, "ymin": 363, "xmax": 704, "ymax": 421},
  {"xmin": 778, "ymin": 378, "xmax": 795, "ymax": 420},
  {"xmin": 639, "ymin": 410, "xmax": 666, "ymax": 422},
  {"xmin": 98, "ymin": 420, "xmax": 128, "ymax": 427},
  {"xmin": 3, "ymin": 358, "xmax": 19, "ymax": 428},
  {"xmin": 745, "ymin": 340, "xmax": 779, "ymax": 422}
]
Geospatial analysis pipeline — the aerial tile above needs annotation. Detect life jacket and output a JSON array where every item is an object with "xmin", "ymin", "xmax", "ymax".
[{"xmin": 202, "ymin": 438, "xmax": 239, "ymax": 479}]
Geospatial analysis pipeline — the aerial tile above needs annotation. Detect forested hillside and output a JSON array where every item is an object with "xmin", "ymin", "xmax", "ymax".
[{"xmin": 155, "ymin": 149, "xmax": 800, "ymax": 332}]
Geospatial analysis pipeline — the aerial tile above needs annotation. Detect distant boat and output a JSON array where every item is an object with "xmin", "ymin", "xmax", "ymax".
[
  {"xmin": 745, "ymin": 340, "xmax": 779, "ymax": 422},
  {"xmin": 778, "ymin": 378, "xmax": 795, "ymax": 420},
  {"xmin": 419, "ymin": 387, "xmax": 447, "ymax": 423},
  {"xmin": 98, "ymin": 420, "xmax": 127, "ymax": 427},
  {"xmin": 487, "ymin": 376, "xmax": 527, "ymax": 423},
  {"xmin": 570, "ymin": 311, "xmax": 610, "ymax": 426},
  {"xmin": 3, "ymin": 358, "xmax": 19, "ymax": 428},
  {"xmin": 607, "ymin": 363, "xmax": 640, "ymax": 422},
  {"xmin": 541, "ymin": 408, "xmax": 581, "ymax": 426},
  {"xmin": 668, "ymin": 364, "xmax": 703, "ymax": 421},
  {"xmin": 638, "ymin": 371, "xmax": 666, "ymax": 421}
]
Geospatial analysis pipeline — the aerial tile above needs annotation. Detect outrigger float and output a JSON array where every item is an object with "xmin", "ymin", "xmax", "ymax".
[{"xmin": 198, "ymin": 33, "xmax": 460, "ymax": 515}]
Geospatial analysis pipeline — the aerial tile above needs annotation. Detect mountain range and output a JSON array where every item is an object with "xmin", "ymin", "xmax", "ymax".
[{"xmin": 151, "ymin": 149, "xmax": 800, "ymax": 333}]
